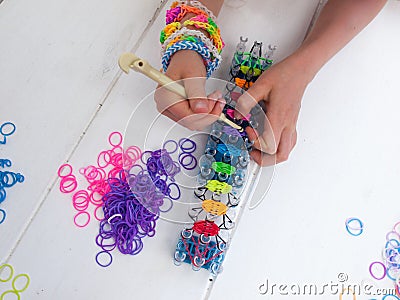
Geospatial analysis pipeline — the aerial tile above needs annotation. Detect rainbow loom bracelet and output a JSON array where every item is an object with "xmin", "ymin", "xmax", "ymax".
[{"xmin": 162, "ymin": 40, "xmax": 219, "ymax": 78}]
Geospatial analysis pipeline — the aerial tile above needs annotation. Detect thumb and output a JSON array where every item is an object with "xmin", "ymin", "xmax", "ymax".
[
  {"xmin": 234, "ymin": 81, "xmax": 269, "ymax": 119},
  {"xmin": 184, "ymin": 77, "xmax": 209, "ymax": 114}
]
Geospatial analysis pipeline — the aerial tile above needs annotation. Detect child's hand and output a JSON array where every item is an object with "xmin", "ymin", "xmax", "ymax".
[
  {"xmin": 154, "ymin": 50, "xmax": 225, "ymax": 131},
  {"xmin": 235, "ymin": 54, "xmax": 312, "ymax": 165}
]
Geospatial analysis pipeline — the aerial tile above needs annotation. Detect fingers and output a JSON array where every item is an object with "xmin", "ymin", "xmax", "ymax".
[
  {"xmin": 249, "ymin": 149, "xmax": 276, "ymax": 166},
  {"xmin": 234, "ymin": 80, "xmax": 270, "ymax": 119},
  {"xmin": 275, "ymin": 128, "xmax": 292, "ymax": 163},
  {"xmin": 245, "ymin": 110, "xmax": 278, "ymax": 155},
  {"xmin": 184, "ymin": 77, "xmax": 210, "ymax": 113},
  {"xmin": 251, "ymin": 127, "xmax": 297, "ymax": 166},
  {"xmin": 157, "ymin": 87, "xmax": 225, "ymax": 131}
]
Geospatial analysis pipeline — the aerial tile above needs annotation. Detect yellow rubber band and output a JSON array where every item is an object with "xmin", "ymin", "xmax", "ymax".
[
  {"xmin": 0, "ymin": 264, "xmax": 14, "ymax": 283},
  {"xmin": 205, "ymin": 180, "xmax": 232, "ymax": 194},
  {"xmin": 1, "ymin": 290, "xmax": 21, "ymax": 300},
  {"xmin": 12, "ymin": 273, "xmax": 30, "ymax": 293}
]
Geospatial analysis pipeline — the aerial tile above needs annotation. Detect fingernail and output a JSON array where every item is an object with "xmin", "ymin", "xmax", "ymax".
[
  {"xmin": 216, "ymin": 91, "xmax": 223, "ymax": 99},
  {"xmin": 194, "ymin": 101, "xmax": 208, "ymax": 110},
  {"xmin": 219, "ymin": 101, "xmax": 225, "ymax": 109}
]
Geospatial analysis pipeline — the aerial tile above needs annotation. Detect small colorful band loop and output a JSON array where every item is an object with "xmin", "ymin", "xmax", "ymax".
[
  {"xmin": 345, "ymin": 217, "xmax": 363, "ymax": 236},
  {"xmin": 179, "ymin": 138, "xmax": 197, "ymax": 153},
  {"xmin": 179, "ymin": 153, "xmax": 197, "ymax": 170},
  {"xmin": 0, "ymin": 159, "xmax": 12, "ymax": 168},
  {"xmin": 0, "ymin": 209, "xmax": 6, "ymax": 225},
  {"xmin": 0, "ymin": 290, "xmax": 21, "ymax": 300},
  {"xmin": 0, "ymin": 264, "xmax": 14, "ymax": 282},
  {"xmin": 387, "ymin": 265, "xmax": 400, "ymax": 281},
  {"xmin": 57, "ymin": 164, "xmax": 73, "ymax": 178},
  {"xmin": 0, "ymin": 122, "xmax": 16, "ymax": 137},
  {"xmin": 12, "ymin": 273, "xmax": 30, "ymax": 293},
  {"xmin": 369, "ymin": 261, "xmax": 387, "ymax": 280},
  {"xmin": 96, "ymin": 251, "xmax": 113, "ymax": 268},
  {"xmin": 163, "ymin": 140, "xmax": 179, "ymax": 154},
  {"xmin": 108, "ymin": 132, "xmax": 123, "ymax": 147},
  {"xmin": 74, "ymin": 211, "xmax": 91, "ymax": 228},
  {"xmin": 383, "ymin": 295, "xmax": 400, "ymax": 300},
  {"xmin": 60, "ymin": 175, "xmax": 78, "ymax": 193},
  {"xmin": 94, "ymin": 206, "xmax": 104, "ymax": 221}
]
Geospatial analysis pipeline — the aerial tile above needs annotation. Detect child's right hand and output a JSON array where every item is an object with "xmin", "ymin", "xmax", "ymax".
[{"xmin": 154, "ymin": 50, "xmax": 225, "ymax": 131}]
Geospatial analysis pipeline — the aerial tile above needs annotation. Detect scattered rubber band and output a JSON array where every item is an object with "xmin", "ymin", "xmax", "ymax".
[
  {"xmin": 57, "ymin": 164, "xmax": 73, "ymax": 178},
  {"xmin": 383, "ymin": 296, "xmax": 400, "ymax": 300},
  {"xmin": 0, "ymin": 209, "xmax": 6, "ymax": 225},
  {"xmin": 108, "ymin": 132, "xmax": 123, "ymax": 147},
  {"xmin": 74, "ymin": 211, "xmax": 90, "ymax": 228},
  {"xmin": 163, "ymin": 140, "xmax": 179, "ymax": 154},
  {"xmin": 179, "ymin": 138, "xmax": 196, "ymax": 153},
  {"xmin": 11, "ymin": 273, "xmax": 30, "ymax": 293},
  {"xmin": 60, "ymin": 175, "xmax": 78, "ymax": 193},
  {"xmin": 178, "ymin": 153, "xmax": 197, "ymax": 170},
  {"xmin": 345, "ymin": 217, "xmax": 364, "ymax": 236},
  {"xmin": 0, "ymin": 264, "xmax": 14, "ymax": 282},
  {"xmin": 369, "ymin": 261, "xmax": 386, "ymax": 280},
  {"xmin": 94, "ymin": 206, "xmax": 104, "ymax": 221},
  {"xmin": 387, "ymin": 265, "xmax": 400, "ymax": 281},
  {"xmin": 0, "ymin": 290, "xmax": 21, "ymax": 300},
  {"xmin": 96, "ymin": 251, "xmax": 113, "ymax": 267}
]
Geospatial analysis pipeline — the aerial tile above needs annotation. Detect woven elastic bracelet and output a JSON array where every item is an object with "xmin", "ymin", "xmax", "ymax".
[
  {"xmin": 162, "ymin": 27, "xmax": 222, "ymax": 60},
  {"xmin": 183, "ymin": 15, "xmax": 224, "ymax": 51},
  {"xmin": 167, "ymin": 4, "xmax": 211, "ymax": 24},
  {"xmin": 160, "ymin": 22, "xmax": 182, "ymax": 44},
  {"xmin": 173, "ymin": 0, "xmax": 217, "ymax": 21},
  {"xmin": 162, "ymin": 40, "xmax": 220, "ymax": 78}
]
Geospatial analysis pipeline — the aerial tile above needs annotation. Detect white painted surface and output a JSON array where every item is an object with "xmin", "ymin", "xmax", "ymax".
[
  {"xmin": 0, "ymin": 0, "xmax": 165, "ymax": 261},
  {"xmin": 1, "ymin": 0, "xmax": 399, "ymax": 299}
]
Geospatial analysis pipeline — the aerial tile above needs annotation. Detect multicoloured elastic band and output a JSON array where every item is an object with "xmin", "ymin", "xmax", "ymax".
[
  {"xmin": 345, "ymin": 217, "xmax": 363, "ymax": 236},
  {"xmin": 171, "ymin": 1, "xmax": 217, "ymax": 21},
  {"xmin": 183, "ymin": 15, "xmax": 224, "ymax": 51},
  {"xmin": 167, "ymin": 3, "xmax": 212, "ymax": 25},
  {"xmin": 162, "ymin": 28, "xmax": 222, "ymax": 59}
]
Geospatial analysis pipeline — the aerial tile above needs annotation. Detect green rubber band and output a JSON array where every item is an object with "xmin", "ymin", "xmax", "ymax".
[
  {"xmin": 0, "ymin": 290, "xmax": 20, "ymax": 300},
  {"xmin": 184, "ymin": 36, "xmax": 198, "ymax": 43},
  {"xmin": 12, "ymin": 274, "xmax": 30, "ymax": 293},
  {"xmin": 0, "ymin": 264, "xmax": 14, "ymax": 283},
  {"xmin": 160, "ymin": 30, "xmax": 166, "ymax": 43},
  {"xmin": 212, "ymin": 162, "xmax": 236, "ymax": 175}
]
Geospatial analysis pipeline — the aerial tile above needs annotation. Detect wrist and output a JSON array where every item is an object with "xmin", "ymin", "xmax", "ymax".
[{"xmin": 288, "ymin": 42, "xmax": 328, "ymax": 84}]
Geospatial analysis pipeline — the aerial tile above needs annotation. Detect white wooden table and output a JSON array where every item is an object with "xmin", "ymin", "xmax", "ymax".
[{"xmin": 1, "ymin": 1, "xmax": 400, "ymax": 299}]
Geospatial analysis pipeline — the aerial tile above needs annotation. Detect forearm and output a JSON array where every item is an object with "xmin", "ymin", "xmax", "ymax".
[{"xmin": 292, "ymin": 0, "xmax": 387, "ymax": 82}]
